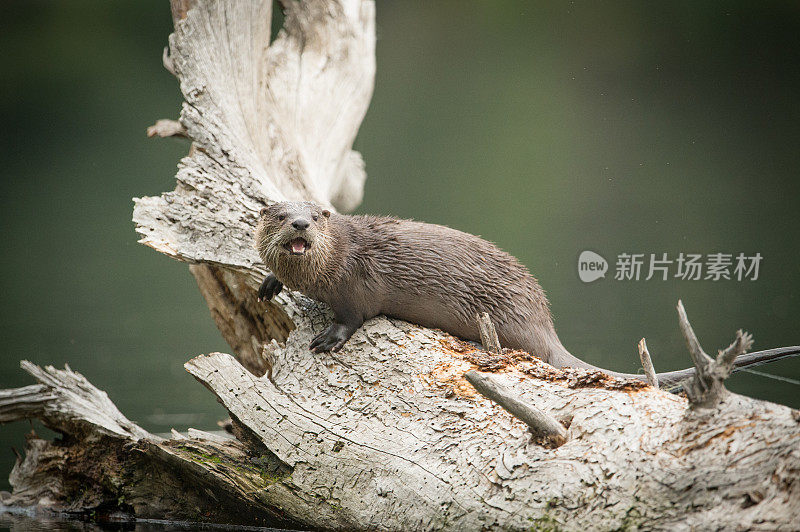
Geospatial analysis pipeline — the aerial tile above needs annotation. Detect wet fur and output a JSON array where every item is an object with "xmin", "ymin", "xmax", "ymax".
[{"xmin": 256, "ymin": 202, "xmax": 800, "ymax": 388}]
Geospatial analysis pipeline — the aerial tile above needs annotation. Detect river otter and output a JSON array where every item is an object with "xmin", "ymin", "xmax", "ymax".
[{"xmin": 255, "ymin": 201, "xmax": 798, "ymax": 388}]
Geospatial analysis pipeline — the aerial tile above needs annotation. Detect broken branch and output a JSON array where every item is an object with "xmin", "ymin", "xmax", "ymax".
[
  {"xmin": 717, "ymin": 330, "xmax": 754, "ymax": 373},
  {"xmin": 476, "ymin": 312, "xmax": 501, "ymax": 353},
  {"xmin": 146, "ymin": 119, "xmax": 187, "ymax": 139},
  {"xmin": 676, "ymin": 301, "xmax": 754, "ymax": 408},
  {"xmin": 464, "ymin": 370, "xmax": 567, "ymax": 447},
  {"xmin": 637, "ymin": 338, "xmax": 659, "ymax": 389},
  {"xmin": 677, "ymin": 300, "xmax": 713, "ymax": 373}
]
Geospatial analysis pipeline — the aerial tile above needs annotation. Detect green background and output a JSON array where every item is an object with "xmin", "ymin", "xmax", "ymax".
[{"xmin": 1, "ymin": 1, "xmax": 798, "ymax": 493}]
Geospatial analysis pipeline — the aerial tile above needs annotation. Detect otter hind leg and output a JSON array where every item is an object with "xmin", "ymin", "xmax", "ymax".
[{"xmin": 257, "ymin": 274, "xmax": 283, "ymax": 302}]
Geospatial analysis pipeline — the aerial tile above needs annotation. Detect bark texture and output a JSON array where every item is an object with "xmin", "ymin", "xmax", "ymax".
[{"xmin": 2, "ymin": 0, "xmax": 799, "ymax": 530}]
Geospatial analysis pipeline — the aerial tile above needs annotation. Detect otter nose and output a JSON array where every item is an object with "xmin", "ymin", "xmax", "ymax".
[{"xmin": 292, "ymin": 218, "xmax": 310, "ymax": 231}]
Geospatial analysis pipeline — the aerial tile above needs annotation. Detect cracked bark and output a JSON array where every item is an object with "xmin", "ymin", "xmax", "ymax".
[{"xmin": 1, "ymin": 0, "xmax": 799, "ymax": 530}]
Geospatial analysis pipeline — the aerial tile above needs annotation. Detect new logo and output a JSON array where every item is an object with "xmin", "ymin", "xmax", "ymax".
[{"xmin": 578, "ymin": 250, "xmax": 608, "ymax": 283}]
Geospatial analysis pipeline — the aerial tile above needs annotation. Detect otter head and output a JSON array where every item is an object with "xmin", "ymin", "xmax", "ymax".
[{"xmin": 255, "ymin": 201, "xmax": 333, "ymax": 290}]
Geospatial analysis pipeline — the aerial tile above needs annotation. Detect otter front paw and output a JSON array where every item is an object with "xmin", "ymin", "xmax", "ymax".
[
  {"xmin": 309, "ymin": 323, "xmax": 354, "ymax": 353},
  {"xmin": 257, "ymin": 274, "xmax": 283, "ymax": 302}
]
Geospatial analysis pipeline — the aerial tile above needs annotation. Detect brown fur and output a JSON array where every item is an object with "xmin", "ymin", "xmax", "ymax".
[
  {"xmin": 256, "ymin": 202, "xmax": 582, "ymax": 367},
  {"xmin": 256, "ymin": 202, "xmax": 800, "ymax": 388}
]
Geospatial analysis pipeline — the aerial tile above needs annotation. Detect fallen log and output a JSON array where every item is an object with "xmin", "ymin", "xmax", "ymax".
[{"xmin": 2, "ymin": 0, "xmax": 799, "ymax": 529}]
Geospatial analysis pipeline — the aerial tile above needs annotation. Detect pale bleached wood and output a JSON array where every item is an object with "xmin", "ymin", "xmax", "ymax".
[
  {"xmin": 0, "ymin": 361, "xmax": 301, "ymax": 528},
  {"xmin": 476, "ymin": 312, "xmax": 501, "ymax": 354},
  {"xmin": 146, "ymin": 119, "xmax": 186, "ymax": 138},
  {"xmin": 677, "ymin": 301, "xmax": 756, "ymax": 408},
  {"xmin": 637, "ymin": 337, "xmax": 659, "ymax": 389},
  {"xmin": 0, "ymin": 362, "xmax": 156, "ymax": 441},
  {"xmin": 677, "ymin": 300, "xmax": 713, "ymax": 373},
  {"xmin": 6, "ymin": 335, "xmax": 800, "ymax": 529},
  {"xmin": 133, "ymin": 0, "xmax": 374, "ymax": 271},
  {"xmin": 186, "ymin": 428, "xmax": 232, "ymax": 443},
  {"xmin": 2, "ymin": 0, "xmax": 800, "ymax": 529},
  {"xmin": 464, "ymin": 370, "xmax": 567, "ymax": 447},
  {"xmin": 470, "ymin": 314, "xmax": 566, "ymax": 444}
]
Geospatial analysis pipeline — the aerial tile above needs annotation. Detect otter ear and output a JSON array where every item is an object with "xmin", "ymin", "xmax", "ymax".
[
  {"xmin": 259, "ymin": 207, "xmax": 269, "ymax": 217},
  {"xmin": 321, "ymin": 209, "xmax": 331, "ymax": 218}
]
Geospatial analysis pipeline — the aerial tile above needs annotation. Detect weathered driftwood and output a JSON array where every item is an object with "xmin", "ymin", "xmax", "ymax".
[
  {"xmin": 476, "ymin": 312, "xmax": 502, "ymax": 354},
  {"xmin": 637, "ymin": 337, "xmax": 659, "ymax": 389},
  {"xmin": 464, "ymin": 370, "xmax": 568, "ymax": 448},
  {"xmin": 676, "ymin": 301, "xmax": 755, "ymax": 409},
  {"xmin": 0, "ymin": 363, "xmax": 297, "ymax": 528},
  {"xmin": 468, "ymin": 314, "xmax": 567, "ymax": 447},
  {"xmin": 146, "ymin": 118, "xmax": 186, "ymax": 139},
  {"xmin": 2, "ymin": 0, "xmax": 800, "ymax": 530}
]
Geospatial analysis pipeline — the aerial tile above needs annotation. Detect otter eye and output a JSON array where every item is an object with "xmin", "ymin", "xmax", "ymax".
[
  {"xmin": 312, "ymin": 215, "xmax": 318, "ymax": 221},
  {"xmin": 278, "ymin": 214, "xmax": 286, "ymax": 221}
]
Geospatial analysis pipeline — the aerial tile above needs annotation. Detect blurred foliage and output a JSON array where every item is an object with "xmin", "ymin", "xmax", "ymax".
[{"xmin": 1, "ymin": 0, "xmax": 798, "ymax": 491}]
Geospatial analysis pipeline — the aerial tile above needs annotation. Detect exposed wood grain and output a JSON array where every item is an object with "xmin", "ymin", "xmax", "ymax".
[
  {"xmin": 464, "ymin": 370, "xmax": 567, "ymax": 447},
  {"xmin": 677, "ymin": 301, "xmax": 756, "ymax": 409},
  {"xmin": 2, "ymin": 0, "xmax": 799, "ymax": 529},
  {"xmin": 637, "ymin": 337, "xmax": 659, "ymax": 389},
  {"xmin": 476, "ymin": 312, "xmax": 501, "ymax": 354}
]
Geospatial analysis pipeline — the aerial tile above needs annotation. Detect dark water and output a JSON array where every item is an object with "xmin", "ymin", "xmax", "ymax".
[
  {"xmin": 1, "ymin": 0, "xmax": 798, "ymax": 515},
  {"xmin": 0, "ymin": 508, "xmax": 292, "ymax": 531}
]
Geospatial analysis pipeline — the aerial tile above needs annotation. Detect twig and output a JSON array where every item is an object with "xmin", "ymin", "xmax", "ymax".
[
  {"xmin": 187, "ymin": 428, "xmax": 231, "ymax": 443},
  {"xmin": 163, "ymin": 46, "xmax": 177, "ymax": 77},
  {"xmin": 465, "ymin": 370, "xmax": 567, "ymax": 447},
  {"xmin": 717, "ymin": 330, "xmax": 754, "ymax": 374},
  {"xmin": 637, "ymin": 338, "xmax": 659, "ymax": 389},
  {"xmin": 147, "ymin": 119, "xmax": 187, "ymax": 139},
  {"xmin": 476, "ymin": 312, "xmax": 501, "ymax": 353},
  {"xmin": 677, "ymin": 300, "xmax": 712, "ymax": 372},
  {"xmin": 676, "ymin": 300, "xmax": 753, "ymax": 408}
]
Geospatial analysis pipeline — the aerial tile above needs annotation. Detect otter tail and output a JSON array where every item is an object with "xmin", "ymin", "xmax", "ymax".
[
  {"xmin": 653, "ymin": 346, "xmax": 800, "ymax": 391},
  {"xmin": 546, "ymin": 340, "xmax": 800, "ymax": 393}
]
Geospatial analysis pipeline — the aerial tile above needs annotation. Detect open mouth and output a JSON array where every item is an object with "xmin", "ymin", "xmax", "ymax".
[{"xmin": 284, "ymin": 238, "xmax": 310, "ymax": 255}]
